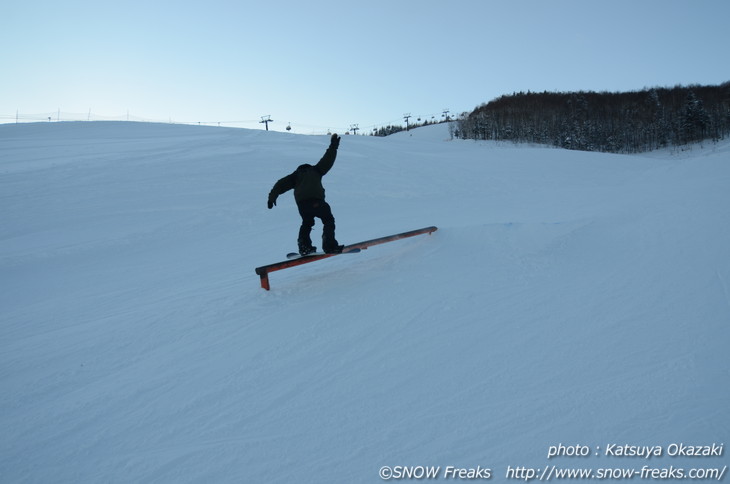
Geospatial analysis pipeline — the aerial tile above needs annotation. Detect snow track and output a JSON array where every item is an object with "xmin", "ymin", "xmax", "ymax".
[{"xmin": 1, "ymin": 122, "xmax": 728, "ymax": 483}]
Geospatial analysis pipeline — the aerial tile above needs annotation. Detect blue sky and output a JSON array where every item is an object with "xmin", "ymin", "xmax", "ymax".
[{"xmin": 2, "ymin": 0, "xmax": 729, "ymax": 133}]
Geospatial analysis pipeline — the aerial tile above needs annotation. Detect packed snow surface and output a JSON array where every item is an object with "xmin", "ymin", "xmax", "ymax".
[{"xmin": 1, "ymin": 122, "xmax": 728, "ymax": 482}]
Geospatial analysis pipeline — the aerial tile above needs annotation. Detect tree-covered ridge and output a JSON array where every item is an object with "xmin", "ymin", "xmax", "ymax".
[{"xmin": 455, "ymin": 83, "xmax": 730, "ymax": 153}]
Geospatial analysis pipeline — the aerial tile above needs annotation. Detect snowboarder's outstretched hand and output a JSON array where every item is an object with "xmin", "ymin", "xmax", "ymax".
[
  {"xmin": 267, "ymin": 193, "xmax": 277, "ymax": 209},
  {"xmin": 329, "ymin": 133, "xmax": 340, "ymax": 150}
]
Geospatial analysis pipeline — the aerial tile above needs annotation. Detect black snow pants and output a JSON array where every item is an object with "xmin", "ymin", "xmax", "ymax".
[{"xmin": 296, "ymin": 199, "xmax": 339, "ymax": 252}]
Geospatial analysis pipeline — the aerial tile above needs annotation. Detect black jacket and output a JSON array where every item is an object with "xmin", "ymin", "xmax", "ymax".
[{"xmin": 269, "ymin": 145, "xmax": 337, "ymax": 205}]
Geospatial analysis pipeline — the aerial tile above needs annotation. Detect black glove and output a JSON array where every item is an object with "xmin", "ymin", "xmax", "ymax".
[
  {"xmin": 329, "ymin": 133, "xmax": 340, "ymax": 150},
  {"xmin": 267, "ymin": 193, "xmax": 277, "ymax": 209}
]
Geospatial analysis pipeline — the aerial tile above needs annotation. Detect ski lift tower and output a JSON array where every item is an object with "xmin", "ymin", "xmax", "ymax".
[{"xmin": 260, "ymin": 115, "xmax": 274, "ymax": 131}]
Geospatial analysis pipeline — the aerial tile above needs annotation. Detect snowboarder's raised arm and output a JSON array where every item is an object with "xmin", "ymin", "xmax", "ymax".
[{"xmin": 314, "ymin": 134, "xmax": 340, "ymax": 176}]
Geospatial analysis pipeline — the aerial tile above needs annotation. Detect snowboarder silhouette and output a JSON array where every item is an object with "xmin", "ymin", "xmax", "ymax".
[{"xmin": 267, "ymin": 134, "xmax": 343, "ymax": 255}]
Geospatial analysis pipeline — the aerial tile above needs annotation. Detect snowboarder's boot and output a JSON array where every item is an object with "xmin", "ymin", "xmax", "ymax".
[
  {"xmin": 322, "ymin": 224, "xmax": 342, "ymax": 254},
  {"xmin": 299, "ymin": 245, "xmax": 317, "ymax": 256},
  {"xmin": 323, "ymin": 244, "xmax": 344, "ymax": 254}
]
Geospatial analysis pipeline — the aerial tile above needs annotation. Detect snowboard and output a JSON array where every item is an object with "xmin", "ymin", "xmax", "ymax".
[{"xmin": 286, "ymin": 247, "xmax": 361, "ymax": 259}]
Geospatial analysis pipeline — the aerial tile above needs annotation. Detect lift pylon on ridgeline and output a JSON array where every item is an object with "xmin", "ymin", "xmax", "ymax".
[{"xmin": 254, "ymin": 226, "xmax": 438, "ymax": 290}]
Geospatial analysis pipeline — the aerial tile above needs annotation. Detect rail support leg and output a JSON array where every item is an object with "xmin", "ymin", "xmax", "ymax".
[{"xmin": 257, "ymin": 270, "xmax": 270, "ymax": 291}]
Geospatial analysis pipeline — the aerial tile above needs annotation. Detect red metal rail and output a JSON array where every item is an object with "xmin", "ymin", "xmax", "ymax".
[{"xmin": 254, "ymin": 226, "xmax": 438, "ymax": 290}]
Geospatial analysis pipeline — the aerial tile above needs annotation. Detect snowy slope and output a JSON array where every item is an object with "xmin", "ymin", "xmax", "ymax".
[{"xmin": 1, "ymin": 122, "xmax": 728, "ymax": 483}]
